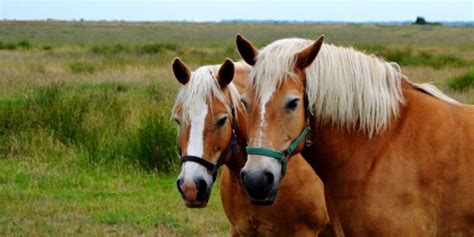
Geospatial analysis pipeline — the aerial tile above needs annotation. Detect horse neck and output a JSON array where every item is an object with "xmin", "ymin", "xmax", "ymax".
[{"xmin": 307, "ymin": 80, "xmax": 417, "ymax": 182}]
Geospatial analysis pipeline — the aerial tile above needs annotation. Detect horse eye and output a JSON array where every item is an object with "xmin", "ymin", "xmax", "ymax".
[
  {"xmin": 174, "ymin": 118, "xmax": 181, "ymax": 125},
  {"xmin": 285, "ymin": 98, "xmax": 300, "ymax": 111},
  {"xmin": 216, "ymin": 116, "xmax": 227, "ymax": 127},
  {"xmin": 240, "ymin": 97, "xmax": 249, "ymax": 109}
]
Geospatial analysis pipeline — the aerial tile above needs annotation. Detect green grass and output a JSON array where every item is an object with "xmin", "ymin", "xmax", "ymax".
[
  {"xmin": 356, "ymin": 44, "xmax": 470, "ymax": 69},
  {"xmin": 447, "ymin": 68, "xmax": 474, "ymax": 91},
  {"xmin": 0, "ymin": 20, "xmax": 473, "ymax": 236},
  {"xmin": 90, "ymin": 43, "xmax": 179, "ymax": 55},
  {"xmin": 69, "ymin": 61, "xmax": 96, "ymax": 73},
  {"xmin": 1, "ymin": 81, "xmax": 179, "ymax": 171},
  {"xmin": 0, "ymin": 157, "xmax": 228, "ymax": 236},
  {"xmin": 0, "ymin": 39, "xmax": 32, "ymax": 50}
]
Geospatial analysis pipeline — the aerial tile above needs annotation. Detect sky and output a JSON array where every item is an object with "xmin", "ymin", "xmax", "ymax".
[{"xmin": 1, "ymin": 0, "xmax": 473, "ymax": 22}]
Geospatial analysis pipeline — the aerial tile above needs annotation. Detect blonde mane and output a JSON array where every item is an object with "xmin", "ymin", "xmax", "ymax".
[
  {"xmin": 173, "ymin": 65, "xmax": 241, "ymax": 123},
  {"xmin": 252, "ymin": 38, "xmax": 460, "ymax": 136},
  {"xmin": 251, "ymin": 38, "xmax": 405, "ymax": 137}
]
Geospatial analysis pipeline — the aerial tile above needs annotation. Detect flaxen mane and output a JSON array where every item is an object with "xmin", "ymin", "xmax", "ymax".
[
  {"xmin": 173, "ymin": 65, "xmax": 241, "ymax": 123},
  {"xmin": 251, "ymin": 38, "xmax": 458, "ymax": 136}
]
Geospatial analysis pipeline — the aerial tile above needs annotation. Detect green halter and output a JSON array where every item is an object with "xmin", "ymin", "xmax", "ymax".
[
  {"xmin": 245, "ymin": 126, "xmax": 310, "ymax": 177},
  {"xmin": 245, "ymin": 79, "xmax": 312, "ymax": 177}
]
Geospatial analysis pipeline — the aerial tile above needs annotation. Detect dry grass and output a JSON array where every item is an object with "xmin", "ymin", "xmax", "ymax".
[{"xmin": 0, "ymin": 21, "xmax": 473, "ymax": 236}]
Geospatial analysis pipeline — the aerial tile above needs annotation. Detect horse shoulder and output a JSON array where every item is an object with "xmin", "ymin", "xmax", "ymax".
[{"xmin": 395, "ymin": 88, "xmax": 474, "ymax": 232}]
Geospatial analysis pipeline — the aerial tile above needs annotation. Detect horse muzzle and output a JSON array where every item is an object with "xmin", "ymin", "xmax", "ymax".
[
  {"xmin": 240, "ymin": 169, "xmax": 279, "ymax": 205},
  {"xmin": 177, "ymin": 176, "xmax": 212, "ymax": 208}
]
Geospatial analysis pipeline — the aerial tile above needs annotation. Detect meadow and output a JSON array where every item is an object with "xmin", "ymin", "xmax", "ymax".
[{"xmin": 0, "ymin": 21, "xmax": 473, "ymax": 236}]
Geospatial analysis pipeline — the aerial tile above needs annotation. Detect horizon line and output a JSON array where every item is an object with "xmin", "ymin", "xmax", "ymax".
[{"xmin": 2, "ymin": 19, "xmax": 473, "ymax": 24}]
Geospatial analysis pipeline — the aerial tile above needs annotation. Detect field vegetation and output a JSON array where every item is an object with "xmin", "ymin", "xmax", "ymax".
[{"xmin": 0, "ymin": 21, "xmax": 473, "ymax": 235}]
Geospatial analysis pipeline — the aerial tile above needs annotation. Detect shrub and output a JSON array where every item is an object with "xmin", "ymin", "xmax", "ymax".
[
  {"xmin": 0, "ymin": 82, "xmax": 179, "ymax": 173},
  {"xmin": 0, "ymin": 41, "xmax": 17, "ymax": 50},
  {"xmin": 357, "ymin": 45, "xmax": 467, "ymax": 68},
  {"xmin": 128, "ymin": 111, "xmax": 178, "ymax": 172},
  {"xmin": 69, "ymin": 61, "xmax": 96, "ymax": 74},
  {"xmin": 447, "ymin": 68, "xmax": 474, "ymax": 91},
  {"xmin": 425, "ymin": 55, "xmax": 466, "ymax": 69},
  {"xmin": 137, "ymin": 43, "xmax": 178, "ymax": 54},
  {"xmin": 383, "ymin": 47, "xmax": 415, "ymax": 65},
  {"xmin": 17, "ymin": 40, "xmax": 32, "ymax": 49},
  {"xmin": 90, "ymin": 43, "xmax": 177, "ymax": 55},
  {"xmin": 137, "ymin": 43, "xmax": 163, "ymax": 54},
  {"xmin": 42, "ymin": 45, "xmax": 53, "ymax": 51},
  {"xmin": 90, "ymin": 44, "xmax": 130, "ymax": 55}
]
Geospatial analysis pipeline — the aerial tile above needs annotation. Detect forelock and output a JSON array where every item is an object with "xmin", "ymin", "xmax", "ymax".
[
  {"xmin": 250, "ymin": 38, "xmax": 311, "ymax": 102},
  {"xmin": 173, "ymin": 65, "xmax": 241, "ymax": 123}
]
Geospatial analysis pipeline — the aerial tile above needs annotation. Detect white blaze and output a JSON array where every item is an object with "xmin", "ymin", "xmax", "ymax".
[
  {"xmin": 179, "ymin": 102, "xmax": 212, "ymax": 184},
  {"xmin": 187, "ymin": 105, "xmax": 208, "ymax": 157},
  {"xmin": 256, "ymin": 88, "xmax": 276, "ymax": 147},
  {"xmin": 242, "ymin": 87, "xmax": 282, "ymax": 180}
]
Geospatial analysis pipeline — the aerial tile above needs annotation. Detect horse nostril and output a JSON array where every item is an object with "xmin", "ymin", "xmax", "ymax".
[
  {"xmin": 195, "ymin": 178, "xmax": 208, "ymax": 194},
  {"xmin": 194, "ymin": 177, "xmax": 209, "ymax": 202},
  {"xmin": 263, "ymin": 171, "xmax": 274, "ymax": 186},
  {"xmin": 176, "ymin": 177, "xmax": 185, "ymax": 197}
]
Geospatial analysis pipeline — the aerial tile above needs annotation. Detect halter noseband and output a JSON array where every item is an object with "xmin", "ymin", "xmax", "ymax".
[
  {"xmin": 245, "ymin": 81, "xmax": 312, "ymax": 177},
  {"xmin": 180, "ymin": 108, "xmax": 238, "ymax": 181},
  {"xmin": 245, "ymin": 127, "xmax": 310, "ymax": 177}
]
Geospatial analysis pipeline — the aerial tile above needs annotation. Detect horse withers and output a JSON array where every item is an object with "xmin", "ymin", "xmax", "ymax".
[
  {"xmin": 236, "ymin": 34, "xmax": 474, "ymax": 235},
  {"xmin": 171, "ymin": 58, "xmax": 331, "ymax": 236}
]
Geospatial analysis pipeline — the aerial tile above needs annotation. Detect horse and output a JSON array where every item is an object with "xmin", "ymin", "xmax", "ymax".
[
  {"xmin": 171, "ymin": 58, "xmax": 331, "ymax": 236},
  {"xmin": 235, "ymin": 34, "xmax": 474, "ymax": 236}
]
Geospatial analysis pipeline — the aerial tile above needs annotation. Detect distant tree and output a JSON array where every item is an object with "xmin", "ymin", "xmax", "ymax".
[
  {"xmin": 414, "ymin": 16, "xmax": 427, "ymax": 25},
  {"xmin": 413, "ymin": 16, "xmax": 442, "ymax": 26}
]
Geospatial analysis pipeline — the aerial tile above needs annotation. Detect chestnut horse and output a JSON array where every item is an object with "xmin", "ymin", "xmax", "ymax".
[
  {"xmin": 171, "ymin": 58, "xmax": 331, "ymax": 236},
  {"xmin": 236, "ymin": 34, "xmax": 474, "ymax": 236}
]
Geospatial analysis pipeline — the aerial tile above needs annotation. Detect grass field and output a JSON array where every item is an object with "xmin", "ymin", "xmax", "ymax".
[{"xmin": 0, "ymin": 21, "xmax": 473, "ymax": 236}]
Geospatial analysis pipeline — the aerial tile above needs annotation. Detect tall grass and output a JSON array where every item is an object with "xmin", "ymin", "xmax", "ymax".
[
  {"xmin": 69, "ymin": 61, "xmax": 96, "ymax": 73},
  {"xmin": 0, "ymin": 40, "xmax": 32, "ymax": 50},
  {"xmin": 357, "ymin": 44, "xmax": 469, "ymax": 69},
  {"xmin": 129, "ymin": 110, "xmax": 179, "ymax": 172},
  {"xmin": 0, "ymin": 20, "xmax": 472, "ymax": 236},
  {"xmin": 90, "ymin": 43, "xmax": 179, "ymax": 55},
  {"xmin": 0, "ymin": 82, "xmax": 179, "ymax": 172},
  {"xmin": 447, "ymin": 68, "xmax": 474, "ymax": 91}
]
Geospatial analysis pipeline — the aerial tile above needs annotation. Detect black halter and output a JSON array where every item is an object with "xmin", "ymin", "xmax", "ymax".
[{"xmin": 180, "ymin": 108, "xmax": 238, "ymax": 181}]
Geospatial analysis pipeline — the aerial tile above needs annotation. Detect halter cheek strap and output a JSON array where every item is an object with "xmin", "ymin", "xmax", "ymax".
[
  {"xmin": 180, "ymin": 155, "xmax": 218, "ymax": 175},
  {"xmin": 181, "ymin": 133, "xmax": 236, "ymax": 181},
  {"xmin": 180, "ymin": 109, "xmax": 238, "ymax": 181}
]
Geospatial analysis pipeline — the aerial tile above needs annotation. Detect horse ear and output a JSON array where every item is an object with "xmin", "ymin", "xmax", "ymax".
[
  {"xmin": 236, "ymin": 34, "xmax": 258, "ymax": 66},
  {"xmin": 295, "ymin": 35, "xmax": 324, "ymax": 69},
  {"xmin": 217, "ymin": 58, "xmax": 235, "ymax": 88},
  {"xmin": 172, "ymin": 57, "xmax": 191, "ymax": 85}
]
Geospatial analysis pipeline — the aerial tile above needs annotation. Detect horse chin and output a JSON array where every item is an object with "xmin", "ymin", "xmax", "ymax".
[
  {"xmin": 185, "ymin": 201, "xmax": 208, "ymax": 208},
  {"xmin": 246, "ymin": 188, "xmax": 278, "ymax": 206},
  {"xmin": 249, "ymin": 197, "xmax": 276, "ymax": 206}
]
